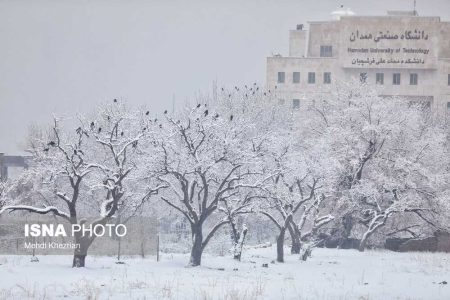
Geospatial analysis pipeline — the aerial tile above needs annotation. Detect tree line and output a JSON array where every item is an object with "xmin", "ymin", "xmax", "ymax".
[{"xmin": 1, "ymin": 80, "xmax": 449, "ymax": 267}]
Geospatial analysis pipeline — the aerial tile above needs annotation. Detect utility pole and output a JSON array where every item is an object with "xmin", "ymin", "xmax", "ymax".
[{"xmin": 172, "ymin": 94, "xmax": 175, "ymax": 114}]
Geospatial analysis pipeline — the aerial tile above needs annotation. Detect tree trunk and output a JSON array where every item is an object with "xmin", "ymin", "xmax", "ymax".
[
  {"xmin": 287, "ymin": 222, "xmax": 301, "ymax": 254},
  {"xmin": 234, "ymin": 226, "xmax": 248, "ymax": 261},
  {"xmin": 72, "ymin": 235, "xmax": 91, "ymax": 268},
  {"xmin": 358, "ymin": 231, "xmax": 372, "ymax": 252},
  {"xmin": 359, "ymin": 215, "xmax": 388, "ymax": 252},
  {"xmin": 276, "ymin": 227, "xmax": 287, "ymax": 263},
  {"xmin": 229, "ymin": 218, "xmax": 241, "ymax": 260},
  {"xmin": 189, "ymin": 224, "xmax": 203, "ymax": 266},
  {"xmin": 300, "ymin": 243, "xmax": 312, "ymax": 261},
  {"xmin": 72, "ymin": 254, "xmax": 86, "ymax": 267},
  {"xmin": 338, "ymin": 213, "xmax": 354, "ymax": 248}
]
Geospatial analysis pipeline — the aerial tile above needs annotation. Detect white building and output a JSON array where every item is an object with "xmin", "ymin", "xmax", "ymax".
[{"xmin": 266, "ymin": 8, "xmax": 450, "ymax": 114}]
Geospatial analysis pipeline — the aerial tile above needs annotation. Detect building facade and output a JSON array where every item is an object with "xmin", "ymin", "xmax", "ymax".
[{"xmin": 266, "ymin": 9, "xmax": 450, "ymax": 114}]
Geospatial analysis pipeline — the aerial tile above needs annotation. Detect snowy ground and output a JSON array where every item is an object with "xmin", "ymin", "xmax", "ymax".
[{"xmin": 0, "ymin": 246, "xmax": 449, "ymax": 300}]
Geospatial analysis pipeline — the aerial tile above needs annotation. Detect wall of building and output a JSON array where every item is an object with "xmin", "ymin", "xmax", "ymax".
[
  {"xmin": 267, "ymin": 13, "xmax": 450, "ymax": 114},
  {"xmin": 439, "ymin": 22, "xmax": 450, "ymax": 58},
  {"xmin": 267, "ymin": 57, "xmax": 340, "ymax": 107},
  {"xmin": 289, "ymin": 30, "xmax": 307, "ymax": 57},
  {"xmin": 438, "ymin": 59, "xmax": 450, "ymax": 113},
  {"xmin": 307, "ymin": 22, "xmax": 340, "ymax": 58}
]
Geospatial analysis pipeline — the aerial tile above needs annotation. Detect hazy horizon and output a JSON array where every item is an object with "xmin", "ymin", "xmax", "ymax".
[{"xmin": 1, "ymin": 0, "xmax": 449, "ymax": 155}]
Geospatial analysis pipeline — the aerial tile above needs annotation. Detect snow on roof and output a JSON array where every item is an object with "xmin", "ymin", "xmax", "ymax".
[{"xmin": 331, "ymin": 5, "xmax": 356, "ymax": 20}]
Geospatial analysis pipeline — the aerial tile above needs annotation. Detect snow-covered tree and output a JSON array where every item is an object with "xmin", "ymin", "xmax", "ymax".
[
  {"xmin": 303, "ymin": 80, "xmax": 449, "ymax": 251},
  {"xmin": 218, "ymin": 191, "xmax": 254, "ymax": 260},
  {"xmin": 259, "ymin": 146, "xmax": 335, "ymax": 262},
  {"xmin": 0, "ymin": 181, "xmax": 6, "ymax": 208},
  {"xmin": 0, "ymin": 101, "xmax": 163, "ymax": 267},
  {"xmin": 1, "ymin": 117, "xmax": 99, "ymax": 266},
  {"xmin": 149, "ymin": 88, "xmax": 286, "ymax": 266}
]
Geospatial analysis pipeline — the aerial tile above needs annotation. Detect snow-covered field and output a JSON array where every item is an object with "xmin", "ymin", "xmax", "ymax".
[{"xmin": 0, "ymin": 246, "xmax": 449, "ymax": 300}]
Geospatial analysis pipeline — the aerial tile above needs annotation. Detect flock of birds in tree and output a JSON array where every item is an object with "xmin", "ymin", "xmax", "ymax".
[
  {"xmin": 220, "ymin": 83, "xmax": 274, "ymax": 99},
  {"xmin": 43, "ymin": 85, "xmax": 271, "ymax": 153}
]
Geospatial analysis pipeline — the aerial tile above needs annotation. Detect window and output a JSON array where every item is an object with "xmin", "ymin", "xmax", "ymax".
[
  {"xmin": 175, "ymin": 221, "xmax": 187, "ymax": 231},
  {"xmin": 448, "ymin": 74, "xmax": 450, "ymax": 86},
  {"xmin": 447, "ymin": 102, "xmax": 450, "ymax": 110},
  {"xmin": 323, "ymin": 72, "xmax": 331, "ymax": 84},
  {"xmin": 308, "ymin": 72, "xmax": 315, "ymax": 84},
  {"xmin": 320, "ymin": 46, "xmax": 333, "ymax": 57},
  {"xmin": 292, "ymin": 99, "xmax": 300, "ymax": 109},
  {"xmin": 293, "ymin": 72, "xmax": 300, "ymax": 83},
  {"xmin": 393, "ymin": 73, "xmax": 401, "ymax": 85},
  {"xmin": 410, "ymin": 73, "xmax": 418, "ymax": 85},
  {"xmin": 277, "ymin": 72, "xmax": 285, "ymax": 83},
  {"xmin": 376, "ymin": 73, "xmax": 384, "ymax": 85},
  {"xmin": 360, "ymin": 73, "xmax": 367, "ymax": 83}
]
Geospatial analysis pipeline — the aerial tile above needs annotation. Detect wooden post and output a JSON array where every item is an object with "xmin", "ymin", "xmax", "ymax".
[
  {"xmin": 117, "ymin": 237, "xmax": 121, "ymax": 261},
  {"xmin": 156, "ymin": 235, "xmax": 160, "ymax": 262}
]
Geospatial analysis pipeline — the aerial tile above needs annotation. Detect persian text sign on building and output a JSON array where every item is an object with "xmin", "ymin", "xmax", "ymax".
[{"xmin": 339, "ymin": 17, "xmax": 438, "ymax": 69}]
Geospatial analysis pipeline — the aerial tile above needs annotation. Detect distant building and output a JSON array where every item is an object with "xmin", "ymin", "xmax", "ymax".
[
  {"xmin": 0, "ymin": 153, "xmax": 30, "ymax": 181},
  {"xmin": 266, "ymin": 7, "xmax": 450, "ymax": 114}
]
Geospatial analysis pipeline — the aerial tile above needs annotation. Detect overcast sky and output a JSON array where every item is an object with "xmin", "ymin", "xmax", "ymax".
[{"xmin": 1, "ymin": 0, "xmax": 449, "ymax": 154}]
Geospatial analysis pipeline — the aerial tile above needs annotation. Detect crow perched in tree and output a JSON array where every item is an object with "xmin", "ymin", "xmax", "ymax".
[
  {"xmin": 214, "ymin": 113, "xmax": 219, "ymax": 118},
  {"xmin": 204, "ymin": 109, "xmax": 208, "ymax": 116},
  {"xmin": 196, "ymin": 103, "xmax": 201, "ymax": 108},
  {"xmin": 164, "ymin": 110, "xmax": 167, "ymax": 114},
  {"xmin": 90, "ymin": 122, "xmax": 95, "ymax": 130},
  {"xmin": 264, "ymin": 93, "xmax": 266, "ymax": 96},
  {"xmin": 107, "ymin": 116, "xmax": 110, "ymax": 121},
  {"xmin": 43, "ymin": 148, "xmax": 49, "ymax": 152},
  {"xmin": 113, "ymin": 99, "xmax": 117, "ymax": 103},
  {"xmin": 121, "ymin": 131, "xmax": 124, "ymax": 136},
  {"xmin": 47, "ymin": 141, "xmax": 56, "ymax": 147},
  {"xmin": 98, "ymin": 127, "xmax": 102, "ymax": 133},
  {"xmin": 146, "ymin": 111, "xmax": 150, "ymax": 115},
  {"xmin": 154, "ymin": 118, "xmax": 157, "ymax": 122},
  {"xmin": 230, "ymin": 115, "xmax": 233, "ymax": 121},
  {"xmin": 159, "ymin": 124, "xmax": 162, "ymax": 128},
  {"xmin": 132, "ymin": 141, "xmax": 138, "ymax": 148}
]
